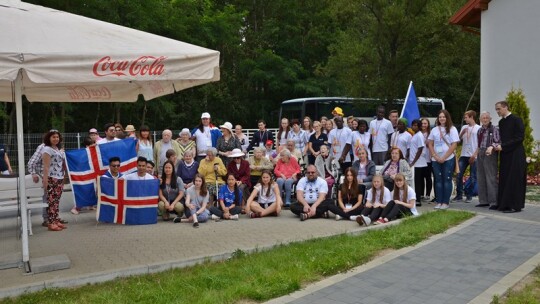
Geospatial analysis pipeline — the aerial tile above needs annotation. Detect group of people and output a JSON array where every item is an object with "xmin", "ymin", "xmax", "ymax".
[{"xmin": 28, "ymin": 100, "xmax": 527, "ymax": 232}]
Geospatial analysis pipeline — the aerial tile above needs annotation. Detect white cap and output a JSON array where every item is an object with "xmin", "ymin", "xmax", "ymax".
[{"xmin": 201, "ymin": 112, "xmax": 211, "ymax": 119}]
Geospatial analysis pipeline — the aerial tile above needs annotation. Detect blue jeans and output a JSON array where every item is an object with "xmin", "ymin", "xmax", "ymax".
[
  {"xmin": 432, "ymin": 158, "xmax": 454, "ymax": 204},
  {"xmin": 456, "ymin": 156, "xmax": 477, "ymax": 199},
  {"xmin": 276, "ymin": 178, "xmax": 295, "ymax": 204}
]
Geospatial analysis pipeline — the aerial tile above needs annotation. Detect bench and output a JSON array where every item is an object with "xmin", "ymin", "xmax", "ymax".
[{"xmin": 0, "ymin": 174, "xmax": 47, "ymax": 236}]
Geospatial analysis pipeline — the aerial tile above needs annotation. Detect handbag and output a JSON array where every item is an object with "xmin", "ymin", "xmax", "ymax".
[{"xmin": 439, "ymin": 127, "xmax": 460, "ymax": 174}]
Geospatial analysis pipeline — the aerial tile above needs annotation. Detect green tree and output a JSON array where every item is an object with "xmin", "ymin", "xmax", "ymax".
[{"xmin": 506, "ymin": 87, "xmax": 534, "ymax": 155}]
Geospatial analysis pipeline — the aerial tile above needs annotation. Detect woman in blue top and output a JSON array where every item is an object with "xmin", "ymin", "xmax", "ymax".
[{"xmin": 209, "ymin": 173, "xmax": 243, "ymax": 220}]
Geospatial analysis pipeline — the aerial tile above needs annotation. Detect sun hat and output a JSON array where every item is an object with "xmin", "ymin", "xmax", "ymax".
[
  {"xmin": 228, "ymin": 148, "xmax": 245, "ymax": 158},
  {"xmin": 201, "ymin": 112, "xmax": 211, "ymax": 119},
  {"xmin": 332, "ymin": 107, "xmax": 344, "ymax": 116},
  {"xmin": 219, "ymin": 122, "xmax": 233, "ymax": 134},
  {"xmin": 125, "ymin": 125, "xmax": 136, "ymax": 132},
  {"xmin": 89, "ymin": 128, "xmax": 98, "ymax": 134}
]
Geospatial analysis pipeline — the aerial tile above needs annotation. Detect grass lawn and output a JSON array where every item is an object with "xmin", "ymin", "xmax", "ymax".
[
  {"xmin": 493, "ymin": 266, "xmax": 540, "ymax": 304},
  {"xmin": 527, "ymin": 185, "xmax": 540, "ymax": 204},
  {"xmin": 2, "ymin": 210, "xmax": 473, "ymax": 304}
]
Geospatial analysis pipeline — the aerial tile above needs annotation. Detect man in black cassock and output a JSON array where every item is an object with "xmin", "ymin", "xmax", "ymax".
[{"xmin": 494, "ymin": 101, "xmax": 526, "ymax": 213}]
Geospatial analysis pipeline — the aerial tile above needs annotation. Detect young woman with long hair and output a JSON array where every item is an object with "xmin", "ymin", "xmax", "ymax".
[
  {"xmin": 327, "ymin": 167, "xmax": 366, "ymax": 221},
  {"xmin": 245, "ymin": 170, "xmax": 282, "ymax": 218},
  {"xmin": 373, "ymin": 173, "xmax": 419, "ymax": 224},
  {"xmin": 175, "ymin": 173, "xmax": 209, "ymax": 227},
  {"xmin": 209, "ymin": 173, "xmax": 243, "ymax": 220},
  {"xmin": 357, "ymin": 174, "xmax": 391, "ymax": 226},
  {"xmin": 158, "ymin": 160, "xmax": 185, "ymax": 221}
]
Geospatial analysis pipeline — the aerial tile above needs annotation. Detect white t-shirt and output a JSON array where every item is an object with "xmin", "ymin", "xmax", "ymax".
[
  {"xmin": 350, "ymin": 132, "xmax": 371, "ymax": 161},
  {"xmin": 296, "ymin": 176, "xmax": 328, "ymax": 204},
  {"xmin": 369, "ymin": 118, "xmax": 394, "ymax": 152},
  {"xmin": 428, "ymin": 126, "xmax": 459, "ymax": 161},
  {"xmin": 392, "ymin": 185, "xmax": 419, "ymax": 216},
  {"xmin": 366, "ymin": 186, "xmax": 392, "ymax": 204},
  {"xmin": 43, "ymin": 146, "xmax": 65, "ymax": 179},
  {"xmin": 390, "ymin": 131, "xmax": 412, "ymax": 159},
  {"xmin": 193, "ymin": 126, "xmax": 212, "ymax": 156},
  {"xmin": 254, "ymin": 183, "xmax": 277, "ymax": 205},
  {"xmin": 459, "ymin": 124, "xmax": 481, "ymax": 157},
  {"xmin": 122, "ymin": 172, "xmax": 156, "ymax": 180},
  {"xmin": 96, "ymin": 138, "xmax": 120, "ymax": 145},
  {"xmin": 328, "ymin": 127, "xmax": 353, "ymax": 162},
  {"xmin": 421, "ymin": 132, "xmax": 431, "ymax": 164},
  {"xmin": 409, "ymin": 132, "xmax": 427, "ymax": 168}
]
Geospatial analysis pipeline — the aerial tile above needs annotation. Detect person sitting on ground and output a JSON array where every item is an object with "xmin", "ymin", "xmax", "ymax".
[
  {"xmin": 176, "ymin": 128, "xmax": 196, "ymax": 160},
  {"xmin": 153, "ymin": 129, "xmax": 182, "ymax": 176},
  {"xmin": 373, "ymin": 173, "xmax": 419, "ymax": 225},
  {"xmin": 327, "ymin": 167, "xmax": 366, "ymax": 221},
  {"xmin": 122, "ymin": 157, "xmax": 155, "ymax": 180},
  {"xmin": 274, "ymin": 149, "xmax": 301, "ymax": 207},
  {"xmin": 216, "ymin": 121, "xmax": 241, "ymax": 167},
  {"xmin": 158, "ymin": 160, "xmax": 185, "ymax": 222},
  {"xmin": 352, "ymin": 147, "xmax": 376, "ymax": 189},
  {"xmin": 97, "ymin": 123, "xmax": 121, "ymax": 145},
  {"xmin": 209, "ymin": 173, "xmax": 243, "ymax": 221},
  {"xmin": 291, "ymin": 164, "xmax": 333, "ymax": 221},
  {"xmin": 357, "ymin": 174, "xmax": 392, "ymax": 226},
  {"xmin": 177, "ymin": 150, "xmax": 199, "ymax": 190},
  {"xmin": 226, "ymin": 148, "xmax": 251, "ymax": 213},
  {"xmin": 314, "ymin": 145, "xmax": 337, "ymax": 192},
  {"xmin": 379, "ymin": 147, "xmax": 412, "ymax": 190},
  {"xmin": 245, "ymin": 170, "xmax": 282, "ymax": 218},
  {"xmin": 248, "ymin": 146, "xmax": 274, "ymax": 189},
  {"xmin": 174, "ymin": 173, "xmax": 209, "ymax": 227},
  {"xmin": 103, "ymin": 156, "xmax": 124, "ymax": 179},
  {"xmin": 197, "ymin": 147, "xmax": 226, "ymax": 206}
]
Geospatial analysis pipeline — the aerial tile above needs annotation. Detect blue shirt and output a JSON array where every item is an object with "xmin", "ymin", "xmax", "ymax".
[{"xmin": 218, "ymin": 184, "xmax": 242, "ymax": 207}]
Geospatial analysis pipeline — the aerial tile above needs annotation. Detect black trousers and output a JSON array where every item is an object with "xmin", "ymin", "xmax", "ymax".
[
  {"xmin": 380, "ymin": 200, "xmax": 411, "ymax": 221},
  {"xmin": 290, "ymin": 199, "xmax": 333, "ymax": 217}
]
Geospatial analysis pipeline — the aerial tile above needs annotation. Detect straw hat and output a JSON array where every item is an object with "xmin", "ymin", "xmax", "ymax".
[
  {"xmin": 228, "ymin": 148, "xmax": 245, "ymax": 158},
  {"xmin": 125, "ymin": 125, "xmax": 136, "ymax": 132}
]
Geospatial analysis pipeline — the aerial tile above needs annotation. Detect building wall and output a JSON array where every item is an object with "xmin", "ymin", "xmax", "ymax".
[{"xmin": 481, "ymin": 0, "xmax": 540, "ymax": 139}]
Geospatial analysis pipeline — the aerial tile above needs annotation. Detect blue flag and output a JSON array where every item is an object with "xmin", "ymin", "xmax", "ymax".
[{"xmin": 401, "ymin": 81, "xmax": 420, "ymax": 127}]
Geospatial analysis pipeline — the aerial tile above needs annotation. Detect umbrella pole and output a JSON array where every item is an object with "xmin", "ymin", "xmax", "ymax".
[{"xmin": 15, "ymin": 71, "xmax": 31, "ymax": 272}]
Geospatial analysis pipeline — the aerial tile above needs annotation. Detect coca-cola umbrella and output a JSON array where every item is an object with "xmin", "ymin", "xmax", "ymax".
[{"xmin": 0, "ymin": 0, "xmax": 219, "ymax": 270}]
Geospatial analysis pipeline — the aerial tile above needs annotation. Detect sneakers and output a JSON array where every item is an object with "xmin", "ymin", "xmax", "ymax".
[
  {"xmin": 349, "ymin": 215, "xmax": 358, "ymax": 222},
  {"xmin": 230, "ymin": 214, "xmax": 239, "ymax": 221},
  {"xmin": 300, "ymin": 213, "xmax": 309, "ymax": 221},
  {"xmin": 465, "ymin": 197, "xmax": 473, "ymax": 203},
  {"xmin": 172, "ymin": 217, "xmax": 182, "ymax": 223},
  {"xmin": 355, "ymin": 216, "xmax": 363, "ymax": 226},
  {"xmin": 211, "ymin": 214, "xmax": 221, "ymax": 221},
  {"xmin": 322, "ymin": 211, "xmax": 329, "ymax": 219},
  {"xmin": 434, "ymin": 203, "xmax": 442, "ymax": 209},
  {"xmin": 440, "ymin": 204, "xmax": 450, "ymax": 210},
  {"xmin": 335, "ymin": 214, "xmax": 342, "ymax": 221},
  {"xmin": 452, "ymin": 196, "xmax": 463, "ymax": 202},
  {"xmin": 416, "ymin": 202, "xmax": 422, "ymax": 207},
  {"xmin": 375, "ymin": 218, "xmax": 386, "ymax": 225},
  {"xmin": 70, "ymin": 207, "xmax": 79, "ymax": 215},
  {"xmin": 193, "ymin": 222, "xmax": 199, "ymax": 228},
  {"xmin": 360, "ymin": 215, "xmax": 371, "ymax": 226}
]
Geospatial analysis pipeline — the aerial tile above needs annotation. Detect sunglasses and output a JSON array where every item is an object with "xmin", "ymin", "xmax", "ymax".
[{"xmin": 110, "ymin": 164, "xmax": 120, "ymax": 168}]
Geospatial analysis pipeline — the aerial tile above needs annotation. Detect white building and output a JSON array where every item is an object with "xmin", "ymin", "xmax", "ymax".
[{"xmin": 450, "ymin": 0, "xmax": 540, "ymax": 139}]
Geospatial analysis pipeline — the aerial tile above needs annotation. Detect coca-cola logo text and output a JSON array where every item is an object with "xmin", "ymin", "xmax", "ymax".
[
  {"xmin": 68, "ymin": 86, "xmax": 112, "ymax": 100},
  {"xmin": 93, "ymin": 56, "xmax": 167, "ymax": 77}
]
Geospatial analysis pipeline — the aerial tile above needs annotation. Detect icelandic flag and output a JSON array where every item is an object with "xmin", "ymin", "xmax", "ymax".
[
  {"xmin": 97, "ymin": 177, "xmax": 159, "ymax": 225},
  {"xmin": 400, "ymin": 81, "xmax": 420, "ymax": 127},
  {"xmin": 65, "ymin": 139, "xmax": 137, "ymax": 208}
]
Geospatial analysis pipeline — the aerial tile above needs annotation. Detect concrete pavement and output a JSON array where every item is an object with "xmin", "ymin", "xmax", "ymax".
[{"xmin": 1, "ymin": 199, "xmax": 539, "ymax": 303}]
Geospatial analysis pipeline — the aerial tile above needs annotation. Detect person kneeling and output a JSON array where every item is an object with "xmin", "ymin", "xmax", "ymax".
[
  {"xmin": 373, "ymin": 173, "xmax": 419, "ymax": 225},
  {"xmin": 290, "ymin": 165, "xmax": 332, "ymax": 221},
  {"xmin": 245, "ymin": 170, "xmax": 282, "ymax": 218},
  {"xmin": 209, "ymin": 174, "xmax": 243, "ymax": 221}
]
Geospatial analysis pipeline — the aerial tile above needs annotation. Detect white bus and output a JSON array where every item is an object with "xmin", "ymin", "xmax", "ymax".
[{"xmin": 279, "ymin": 97, "xmax": 445, "ymax": 125}]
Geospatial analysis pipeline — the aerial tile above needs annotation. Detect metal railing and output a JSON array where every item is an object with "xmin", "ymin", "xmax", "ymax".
[{"xmin": 1, "ymin": 128, "xmax": 280, "ymax": 172}]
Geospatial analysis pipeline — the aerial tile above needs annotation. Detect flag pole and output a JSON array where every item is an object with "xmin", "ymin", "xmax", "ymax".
[{"xmin": 400, "ymin": 81, "xmax": 413, "ymax": 118}]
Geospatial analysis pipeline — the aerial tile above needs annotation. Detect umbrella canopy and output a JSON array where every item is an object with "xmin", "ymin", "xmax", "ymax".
[
  {"xmin": 0, "ymin": 0, "xmax": 219, "ymax": 270},
  {"xmin": 0, "ymin": 0, "xmax": 220, "ymax": 102}
]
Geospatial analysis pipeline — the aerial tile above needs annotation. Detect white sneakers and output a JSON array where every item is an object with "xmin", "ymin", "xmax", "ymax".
[
  {"xmin": 335, "ymin": 214, "xmax": 342, "ymax": 221},
  {"xmin": 230, "ymin": 214, "xmax": 239, "ymax": 221}
]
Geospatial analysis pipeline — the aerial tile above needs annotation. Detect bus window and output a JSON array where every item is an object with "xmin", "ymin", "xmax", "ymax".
[{"xmin": 281, "ymin": 102, "xmax": 302, "ymax": 121}]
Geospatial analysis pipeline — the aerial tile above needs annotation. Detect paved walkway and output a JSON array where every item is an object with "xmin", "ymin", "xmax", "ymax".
[
  {"xmin": 1, "ymin": 198, "xmax": 539, "ymax": 303},
  {"xmin": 268, "ymin": 201, "xmax": 540, "ymax": 304}
]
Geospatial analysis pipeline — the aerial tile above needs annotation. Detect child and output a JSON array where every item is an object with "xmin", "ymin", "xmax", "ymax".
[
  {"xmin": 374, "ymin": 173, "xmax": 419, "ymax": 224},
  {"xmin": 209, "ymin": 174, "xmax": 242, "ymax": 220},
  {"xmin": 245, "ymin": 170, "xmax": 282, "ymax": 218},
  {"xmin": 174, "ymin": 173, "xmax": 209, "ymax": 227},
  {"xmin": 357, "ymin": 174, "xmax": 391, "ymax": 226}
]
